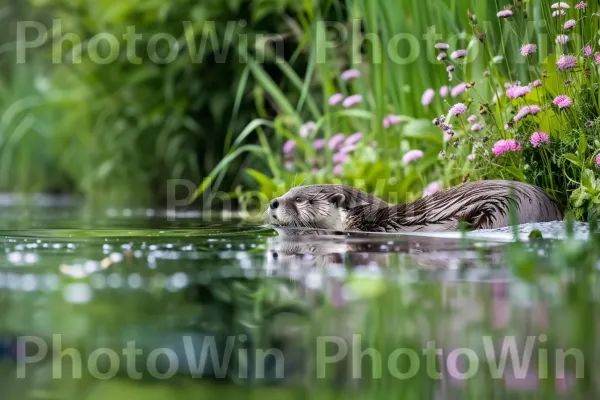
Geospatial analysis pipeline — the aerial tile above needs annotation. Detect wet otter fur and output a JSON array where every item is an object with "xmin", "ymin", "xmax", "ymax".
[{"xmin": 266, "ymin": 180, "xmax": 563, "ymax": 232}]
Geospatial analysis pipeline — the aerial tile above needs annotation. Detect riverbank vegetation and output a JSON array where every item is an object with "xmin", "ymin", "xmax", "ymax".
[
  {"xmin": 204, "ymin": 0, "xmax": 600, "ymax": 220},
  {"xmin": 1, "ymin": 0, "xmax": 598, "ymax": 218}
]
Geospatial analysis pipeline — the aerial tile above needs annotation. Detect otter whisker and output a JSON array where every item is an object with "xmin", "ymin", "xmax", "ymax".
[{"xmin": 297, "ymin": 174, "xmax": 311, "ymax": 188}]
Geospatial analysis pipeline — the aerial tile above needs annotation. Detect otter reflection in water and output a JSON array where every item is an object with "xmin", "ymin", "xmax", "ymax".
[{"xmin": 265, "ymin": 180, "xmax": 562, "ymax": 232}]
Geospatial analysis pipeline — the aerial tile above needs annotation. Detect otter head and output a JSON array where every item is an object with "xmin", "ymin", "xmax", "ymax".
[{"xmin": 265, "ymin": 185, "xmax": 380, "ymax": 230}]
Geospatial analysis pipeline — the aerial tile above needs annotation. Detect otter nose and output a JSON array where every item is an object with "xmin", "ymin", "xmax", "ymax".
[{"xmin": 270, "ymin": 199, "xmax": 279, "ymax": 210}]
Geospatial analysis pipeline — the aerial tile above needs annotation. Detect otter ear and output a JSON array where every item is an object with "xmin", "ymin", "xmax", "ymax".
[
  {"xmin": 329, "ymin": 193, "xmax": 345, "ymax": 208},
  {"xmin": 329, "ymin": 189, "xmax": 371, "ymax": 209}
]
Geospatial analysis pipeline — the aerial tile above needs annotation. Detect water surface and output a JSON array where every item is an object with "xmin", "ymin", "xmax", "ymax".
[{"xmin": 0, "ymin": 201, "xmax": 598, "ymax": 399}]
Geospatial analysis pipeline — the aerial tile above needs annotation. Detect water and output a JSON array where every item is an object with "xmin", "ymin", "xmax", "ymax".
[{"xmin": 0, "ymin": 201, "xmax": 598, "ymax": 399}]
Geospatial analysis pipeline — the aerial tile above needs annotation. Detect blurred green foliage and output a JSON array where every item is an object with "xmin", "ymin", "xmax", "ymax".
[
  {"xmin": 1, "ymin": 0, "xmax": 336, "ymax": 204},
  {"xmin": 41, "ymin": 0, "xmax": 317, "ymax": 205},
  {"xmin": 0, "ymin": 1, "xmax": 65, "ymax": 192}
]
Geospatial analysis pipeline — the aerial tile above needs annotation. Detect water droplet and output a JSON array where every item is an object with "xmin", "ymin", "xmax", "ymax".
[
  {"xmin": 64, "ymin": 283, "xmax": 92, "ymax": 304},
  {"xmin": 7, "ymin": 273, "xmax": 20, "ymax": 290},
  {"xmin": 107, "ymin": 273, "xmax": 123, "ymax": 288},
  {"xmin": 109, "ymin": 252, "xmax": 124, "ymax": 263},
  {"xmin": 21, "ymin": 274, "xmax": 37, "ymax": 291},
  {"xmin": 168, "ymin": 272, "xmax": 188, "ymax": 291},
  {"xmin": 23, "ymin": 253, "xmax": 39, "ymax": 264},
  {"xmin": 7, "ymin": 252, "xmax": 22, "ymax": 264},
  {"xmin": 84, "ymin": 260, "xmax": 100, "ymax": 273},
  {"xmin": 147, "ymin": 255, "xmax": 157, "ymax": 268},
  {"xmin": 128, "ymin": 273, "xmax": 143, "ymax": 289}
]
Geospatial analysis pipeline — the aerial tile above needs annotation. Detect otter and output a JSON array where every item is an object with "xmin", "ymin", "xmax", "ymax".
[{"xmin": 265, "ymin": 180, "xmax": 563, "ymax": 232}]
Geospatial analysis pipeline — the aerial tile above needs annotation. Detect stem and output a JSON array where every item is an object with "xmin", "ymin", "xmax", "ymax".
[{"xmin": 542, "ymin": 146, "xmax": 556, "ymax": 194}]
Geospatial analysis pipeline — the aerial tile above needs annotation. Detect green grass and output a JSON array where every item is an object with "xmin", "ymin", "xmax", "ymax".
[
  {"xmin": 209, "ymin": 0, "xmax": 599, "ymax": 220},
  {"xmin": 0, "ymin": 65, "xmax": 68, "ymax": 192},
  {"xmin": 200, "ymin": 0, "xmax": 488, "ymax": 195}
]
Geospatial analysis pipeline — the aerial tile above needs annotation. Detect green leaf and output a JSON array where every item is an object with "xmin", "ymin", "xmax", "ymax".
[
  {"xmin": 563, "ymin": 153, "xmax": 582, "ymax": 168},
  {"xmin": 569, "ymin": 187, "xmax": 591, "ymax": 208},
  {"xmin": 193, "ymin": 145, "xmax": 265, "ymax": 199},
  {"xmin": 232, "ymin": 119, "xmax": 274, "ymax": 148},
  {"xmin": 582, "ymin": 169, "xmax": 595, "ymax": 191},
  {"xmin": 271, "ymin": 55, "xmax": 321, "ymax": 120},
  {"xmin": 194, "ymin": 176, "xmax": 214, "ymax": 200},
  {"xmin": 401, "ymin": 119, "xmax": 444, "ymax": 144},
  {"xmin": 537, "ymin": 108, "xmax": 557, "ymax": 136},
  {"xmin": 333, "ymin": 109, "xmax": 375, "ymax": 120},
  {"xmin": 363, "ymin": 162, "xmax": 390, "ymax": 184},
  {"xmin": 579, "ymin": 133, "xmax": 588, "ymax": 157},
  {"xmin": 505, "ymin": 167, "xmax": 526, "ymax": 181},
  {"xmin": 246, "ymin": 168, "xmax": 277, "ymax": 194}
]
